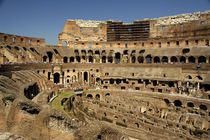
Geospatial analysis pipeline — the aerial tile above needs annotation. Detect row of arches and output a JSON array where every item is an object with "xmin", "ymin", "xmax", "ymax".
[
  {"xmin": 60, "ymin": 55, "xmax": 209, "ymax": 64},
  {"xmin": 164, "ymin": 99, "xmax": 208, "ymax": 111}
]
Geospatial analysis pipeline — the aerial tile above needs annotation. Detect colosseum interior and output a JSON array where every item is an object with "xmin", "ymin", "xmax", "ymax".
[{"xmin": 0, "ymin": 10, "xmax": 210, "ymax": 140}]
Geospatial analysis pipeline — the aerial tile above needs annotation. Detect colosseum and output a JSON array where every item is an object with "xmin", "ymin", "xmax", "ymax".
[{"xmin": 0, "ymin": 10, "xmax": 210, "ymax": 140}]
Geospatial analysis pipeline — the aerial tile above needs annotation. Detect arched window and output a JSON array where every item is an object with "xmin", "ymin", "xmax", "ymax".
[
  {"xmin": 180, "ymin": 56, "xmax": 186, "ymax": 63},
  {"xmin": 43, "ymin": 56, "xmax": 47, "ymax": 62},
  {"xmin": 70, "ymin": 57, "xmax": 74, "ymax": 63},
  {"xmin": 89, "ymin": 56, "xmax": 93, "ymax": 63},
  {"xmin": 138, "ymin": 56, "xmax": 144, "ymax": 63},
  {"xmin": 198, "ymin": 56, "xmax": 206, "ymax": 63},
  {"xmin": 188, "ymin": 56, "xmax": 195, "ymax": 63},
  {"xmin": 199, "ymin": 104, "xmax": 207, "ymax": 111},
  {"xmin": 108, "ymin": 56, "xmax": 113, "ymax": 63},
  {"xmin": 62, "ymin": 41, "xmax": 67, "ymax": 46},
  {"xmin": 187, "ymin": 102, "xmax": 194, "ymax": 107},
  {"xmin": 63, "ymin": 57, "xmax": 68, "ymax": 63},
  {"xmin": 174, "ymin": 100, "xmax": 182, "ymax": 107},
  {"xmin": 145, "ymin": 55, "xmax": 152, "ymax": 64},
  {"xmin": 171, "ymin": 56, "xmax": 178, "ymax": 63},
  {"xmin": 53, "ymin": 73, "xmax": 60, "ymax": 84},
  {"xmin": 131, "ymin": 56, "xmax": 136, "ymax": 63},
  {"xmin": 162, "ymin": 56, "xmax": 168, "ymax": 63},
  {"xmin": 154, "ymin": 56, "xmax": 160, "ymax": 63},
  {"xmin": 102, "ymin": 56, "xmax": 106, "ymax": 63},
  {"xmin": 115, "ymin": 52, "xmax": 121, "ymax": 64}
]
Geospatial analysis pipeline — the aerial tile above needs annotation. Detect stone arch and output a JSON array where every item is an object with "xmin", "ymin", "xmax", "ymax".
[
  {"xmin": 164, "ymin": 99, "xmax": 170, "ymax": 104},
  {"xmin": 198, "ymin": 56, "xmax": 206, "ymax": 63},
  {"xmin": 199, "ymin": 104, "xmax": 207, "ymax": 111},
  {"xmin": 105, "ymin": 93, "xmax": 110, "ymax": 96},
  {"xmin": 70, "ymin": 57, "xmax": 74, "ymax": 63},
  {"xmin": 162, "ymin": 56, "xmax": 168, "ymax": 63},
  {"xmin": 187, "ymin": 102, "xmax": 194, "ymax": 108},
  {"xmin": 89, "ymin": 56, "xmax": 93, "ymax": 63},
  {"xmin": 188, "ymin": 56, "xmax": 195, "ymax": 63},
  {"xmin": 76, "ymin": 56, "xmax": 81, "ymax": 63},
  {"xmin": 47, "ymin": 52, "xmax": 53, "ymax": 63},
  {"xmin": 171, "ymin": 56, "xmax": 178, "ymax": 62},
  {"xmin": 84, "ymin": 72, "xmax": 88, "ymax": 82},
  {"xmin": 87, "ymin": 94, "xmax": 93, "ymax": 99},
  {"xmin": 62, "ymin": 41, "xmax": 67, "ymax": 46},
  {"xmin": 173, "ymin": 100, "xmax": 182, "ymax": 107},
  {"xmin": 43, "ymin": 56, "xmax": 47, "ymax": 62},
  {"xmin": 53, "ymin": 72, "xmax": 60, "ymax": 84},
  {"xmin": 145, "ymin": 55, "xmax": 152, "ymax": 63},
  {"xmin": 95, "ymin": 94, "xmax": 100, "ymax": 100},
  {"xmin": 154, "ymin": 56, "xmax": 160, "ymax": 63},
  {"xmin": 180, "ymin": 56, "xmax": 186, "ymax": 63},
  {"xmin": 115, "ymin": 52, "xmax": 121, "ymax": 64},
  {"xmin": 102, "ymin": 56, "xmax": 106, "ymax": 63},
  {"xmin": 108, "ymin": 56, "xmax": 113, "ymax": 63},
  {"xmin": 63, "ymin": 56, "xmax": 68, "ymax": 63},
  {"xmin": 195, "ymin": 76, "xmax": 203, "ymax": 80},
  {"xmin": 131, "ymin": 56, "xmax": 136, "ymax": 63},
  {"xmin": 138, "ymin": 56, "xmax": 144, "ymax": 63}
]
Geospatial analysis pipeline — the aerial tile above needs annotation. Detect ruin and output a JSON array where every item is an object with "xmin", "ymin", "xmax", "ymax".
[{"xmin": 0, "ymin": 10, "xmax": 210, "ymax": 140}]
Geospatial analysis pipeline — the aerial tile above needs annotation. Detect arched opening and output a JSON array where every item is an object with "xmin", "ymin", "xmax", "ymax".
[
  {"xmin": 87, "ymin": 94, "xmax": 93, "ymax": 99},
  {"xmin": 70, "ymin": 57, "xmax": 74, "ymax": 63},
  {"xmin": 138, "ymin": 56, "xmax": 144, "ymax": 63},
  {"xmin": 89, "ymin": 56, "xmax": 93, "ymax": 63},
  {"xmin": 182, "ymin": 48, "xmax": 190, "ymax": 54},
  {"xmin": 62, "ymin": 41, "xmax": 67, "ymax": 46},
  {"xmin": 180, "ymin": 56, "xmax": 186, "ymax": 63},
  {"xmin": 135, "ymin": 123, "xmax": 139, "ymax": 128},
  {"xmin": 53, "ymin": 73, "xmax": 60, "ymax": 84},
  {"xmin": 131, "ymin": 56, "xmax": 136, "ymax": 63},
  {"xmin": 63, "ymin": 57, "xmax": 68, "ymax": 63},
  {"xmin": 198, "ymin": 56, "xmax": 206, "ymax": 63},
  {"xmin": 174, "ymin": 100, "xmax": 182, "ymax": 107},
  {"xmin": 43, "ymin": 56, "xmax": 47, "ymax": 62},
  {"xmin": 187, "ymin": 102, "xmax": 194, "ymax": 108},
  {"xmin": 116, "ymin": 79, "xmax": 121, "ymax": 85},
  {"xmin": 187, "ymin": 75, "xmax": 192, "ymax": 79},
  {"xmin": 102, "ymin": 56, "xmax": 106, "ymax": 63},
  {"xmin": 108, "ymin": 56, "xmax": 113, "ymax": 63},
  {"xmin": 95, "ymin": 94, "xmax": 100, "ymax": 100},
  {"xmin": 84, "ymin": 72, "xmax": 88, "ymax": 82},
  {"xmin": 115, "ymin": 52, "xmax": 121, "ymax": 64},
  {"xmin": 164, "ymin": 99, "xmax": 170, "ymax": 104},
  {"xmin": 162, "ymin": 56, "xmax": 168, "ymax": 63},
  {"xmin": 110, "ymin": 79, "xmax": 114, "ymax": 84},
  {"xmin": 154, "ymin": 56, "xmax": 160, "ymax": 63},
  {"xmin": 105, "ymin": 93, "xmax": 110, "ymax": 96},
  {"xmin": 171, "ymin": 56, "xmax": 178, "ymax": 63},
  {"xmin": 76, "ymin": 56, "xmax": 81, "ymax": 63},
  {"xmin": 188, "ymin": 56, "xmax": 195, "ymax": 63},
  {"xmin": 47, "ymin": 52, "xmax": 53, "ymax": 63},
  {"xmin": 145, "ymin": 55, "xmax": 152, "ymax": 64},
  {"xmin": 196, "ymin": 76, "xmax": 203, "ymax": 80},
  {"xmin": 199, "ymin": 104, "xmax": 207, "ymax": 111}
]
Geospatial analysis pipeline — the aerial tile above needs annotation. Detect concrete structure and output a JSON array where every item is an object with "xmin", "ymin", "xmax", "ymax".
[{"xmin": 0, "ymin": 10, "xmax": 210, "ymax": 140}]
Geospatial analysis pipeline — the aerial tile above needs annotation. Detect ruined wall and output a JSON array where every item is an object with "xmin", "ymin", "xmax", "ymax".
[
  {"xmin": 0, "ymin": 33, "xmax": 45, "ymax": 47},
  {"xmin": 58, "ymin": 20, "xmax": 107, "ymax": 45},
  {"xmin": 150, "ymin": 10, "xmax": 210, "ymax": 39}
]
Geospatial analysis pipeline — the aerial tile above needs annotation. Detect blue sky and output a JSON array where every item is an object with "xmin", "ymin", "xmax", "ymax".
[{"xmin": 0, "ymin": 0, "xmax": 209, "ymax": 45}]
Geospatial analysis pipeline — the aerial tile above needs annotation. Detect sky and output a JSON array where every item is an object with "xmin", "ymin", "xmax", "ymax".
[{"xmin": 0, "ymin": 0, "xmax": 209, "ymax": 45}]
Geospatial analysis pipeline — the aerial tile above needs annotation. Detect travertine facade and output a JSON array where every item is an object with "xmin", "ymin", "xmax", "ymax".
[{"xmin": 0, "ymin": 10, "xmax": 210, "ymax": 140}]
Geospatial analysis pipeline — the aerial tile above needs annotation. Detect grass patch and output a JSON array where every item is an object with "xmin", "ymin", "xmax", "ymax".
[{"xmin": 50, "ymin": 91, "xmax": 74, "ymax": 111}]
